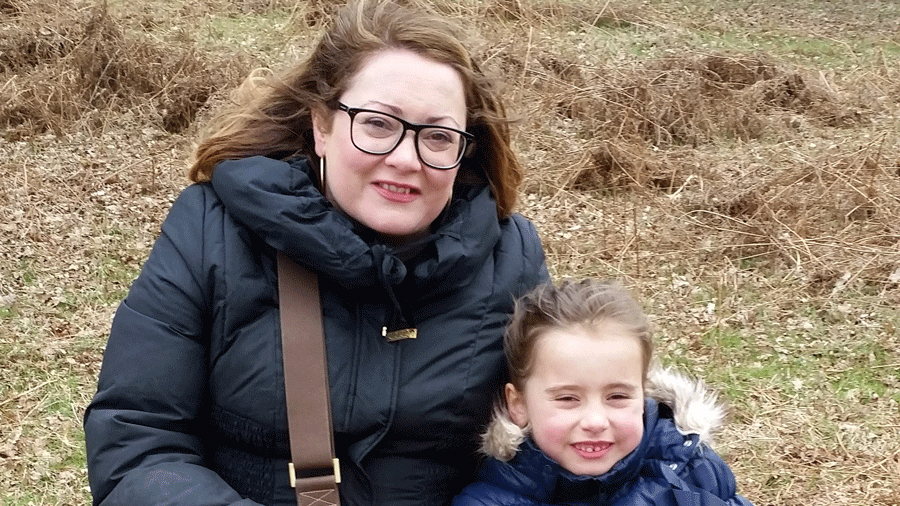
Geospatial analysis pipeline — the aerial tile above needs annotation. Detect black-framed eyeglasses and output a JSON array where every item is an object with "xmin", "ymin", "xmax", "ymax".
[{"xmin": 336, "ymin": 102, "xmax": 474, "ymax": 170}]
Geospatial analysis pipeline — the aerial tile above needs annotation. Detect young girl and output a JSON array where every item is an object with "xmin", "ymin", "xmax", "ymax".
[{"xmin": 453, "ymin": 279, "xmax": 755, "ymax": 506}]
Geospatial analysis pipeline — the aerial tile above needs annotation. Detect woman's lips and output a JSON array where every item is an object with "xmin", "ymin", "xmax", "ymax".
[{"xmin": 374, "ymin": 182, "xmax": 419, "ymax": 203}]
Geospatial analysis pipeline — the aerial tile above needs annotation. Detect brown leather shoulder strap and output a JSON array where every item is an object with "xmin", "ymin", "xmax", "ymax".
[{"xmin": 277, "ymin": 251, "xmax": 341, "ymax": 506}]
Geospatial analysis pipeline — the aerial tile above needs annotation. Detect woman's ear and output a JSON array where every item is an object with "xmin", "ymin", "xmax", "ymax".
[
  {"xmin": 311, "ymin": 108, "xmax": 331, "ymax": 158},
  {"xmin": 505, "ymin": 383, "xmax": 529, "ymax": 428}
]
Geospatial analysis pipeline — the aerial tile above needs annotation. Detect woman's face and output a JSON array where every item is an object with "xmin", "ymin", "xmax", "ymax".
[{"xmin": 313, "ymin": 48, "xmax": 468, "ymax": 246}]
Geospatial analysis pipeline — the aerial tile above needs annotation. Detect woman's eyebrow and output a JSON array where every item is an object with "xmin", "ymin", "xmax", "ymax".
[{"xmin": 361, "ymin": 100, "xmax": 461, "ymax": 127}]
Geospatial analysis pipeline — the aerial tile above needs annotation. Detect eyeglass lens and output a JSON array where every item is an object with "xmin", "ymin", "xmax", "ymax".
[{"xmin": 349, "ymin": 110, "xmax": 465, "ymax": 169}]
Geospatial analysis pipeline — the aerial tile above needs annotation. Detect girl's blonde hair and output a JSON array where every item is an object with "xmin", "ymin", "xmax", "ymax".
[
  {"xmin": 504, "ymin": 279, "xmax": 653, "ymax": 390},
  {"xmin": 190, "ymin": 0, "xmax": 521, "ymax": 217}
]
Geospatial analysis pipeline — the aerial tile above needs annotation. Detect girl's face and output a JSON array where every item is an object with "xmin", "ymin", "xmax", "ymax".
[
  {"xmin": 506, "ymin": 323, "xmax": 645, "ymax": 476},
  {"xmin": 313, "ymin": 48, "xmax": 467, "ymax": 246}
]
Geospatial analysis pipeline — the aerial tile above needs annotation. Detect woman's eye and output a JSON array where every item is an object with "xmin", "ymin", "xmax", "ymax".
[
  {"xmin": 425, "ymin": 131, "xmax": 452, "ymax": 143},
  {"xmin": 358, "ymin": 115, "xmax": 400, "ymax": 139},
  {"xmin": 363, "ymin": 117, "xmax": 391, "ymax": 130}
]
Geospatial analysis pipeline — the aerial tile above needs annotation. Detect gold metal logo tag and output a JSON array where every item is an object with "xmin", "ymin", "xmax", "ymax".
[{"xmin": 382, "ymin": 327, "xmax": 417, "ymax": 342}]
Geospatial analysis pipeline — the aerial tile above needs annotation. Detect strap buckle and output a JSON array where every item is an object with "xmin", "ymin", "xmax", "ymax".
[{"xmin": 288, "ymin": 459, "xmax": 341, "ymax": 487}]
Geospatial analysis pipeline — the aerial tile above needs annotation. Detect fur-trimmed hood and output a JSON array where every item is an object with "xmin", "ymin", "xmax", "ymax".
[{"xmin": 480, "ymin": 366, "xmax": 728, "ymax": 461}]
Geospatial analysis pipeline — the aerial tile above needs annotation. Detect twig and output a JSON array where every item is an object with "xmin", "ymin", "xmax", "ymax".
[{"xmin": 0, "ymin": 379, "xmax": 54, "ymax": 408}]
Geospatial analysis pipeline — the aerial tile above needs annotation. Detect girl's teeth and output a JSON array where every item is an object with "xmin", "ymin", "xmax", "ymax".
[
  {"xmin": 382, "ymin": 184, "xmax": 410, "ymax": 194},
  {"xmin": 575, "ymin": 443, "xmax": 607, "ymax": 452}
]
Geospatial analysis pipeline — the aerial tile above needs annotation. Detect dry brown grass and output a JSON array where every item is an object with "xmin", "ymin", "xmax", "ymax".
[
  {"xmin": 2, "ymin": 1, "xmax": 899, "ymax": 505},
  {"xmin": 0, "ymin": 0, "xmax": 252, "ymax": 140}
]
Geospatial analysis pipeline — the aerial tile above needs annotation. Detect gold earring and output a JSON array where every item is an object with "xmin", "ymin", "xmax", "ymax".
[{"xmin": 319, "ymin": 157, "xmax": 326, "ymax": 191}]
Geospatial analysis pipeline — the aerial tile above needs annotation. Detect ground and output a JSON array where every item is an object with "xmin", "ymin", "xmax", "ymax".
[{"xmin": 1, "ymin": 0, "xmax": 898, "ymax": 504}]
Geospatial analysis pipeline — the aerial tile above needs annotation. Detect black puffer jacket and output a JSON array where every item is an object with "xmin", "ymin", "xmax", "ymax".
[{"xmin": 84, "ymin": 156, "xmax": 548, "ymax": 506}]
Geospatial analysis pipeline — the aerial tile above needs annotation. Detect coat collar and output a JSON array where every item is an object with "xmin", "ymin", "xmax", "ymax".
[
  {"xmin": 209, "ymin": 156, "xmax": 501, "ymax": 294},
  {"xmin": 474, "ymin": 402, "xmax": 663, "ymax": 503}
]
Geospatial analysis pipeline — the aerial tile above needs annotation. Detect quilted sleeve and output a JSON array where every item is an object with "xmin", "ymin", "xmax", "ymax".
[
  {"xmin": 83, "ymin": 185, "xmax": 260, "ymax": 506},
  {"xmin": 678, "ymin": 446, "xmax": 756, "ymax": 506},
  {"xmin": 452, "ymin": 482, "xmax": 538, "ymax": 506},
  {"xmin": 502, "ymin": 213, "xmax": 550, "ymax": 296}
]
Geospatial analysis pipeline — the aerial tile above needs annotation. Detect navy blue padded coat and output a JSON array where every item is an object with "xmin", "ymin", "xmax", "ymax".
[
  {"xmin": 452, "ymin": 368, "xmax": 755, "ymax": 506},
  {"xmin": 84, "ymin": 156, "xmax": 548, "ymax": 506}
]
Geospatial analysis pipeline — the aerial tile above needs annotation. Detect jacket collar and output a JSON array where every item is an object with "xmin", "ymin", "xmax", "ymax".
[
  {"xmin": 474, "ymin": 404, "xmax": 660, "ymax": 504},
  {"xmin": 210, "ymin": 156, "xmax": 501, "ymax": 295}
]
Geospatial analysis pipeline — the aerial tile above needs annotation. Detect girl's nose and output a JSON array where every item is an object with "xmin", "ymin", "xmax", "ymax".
[{"xmin": 580, "ymin": 405, "xmax": 610, "ymax": 432}]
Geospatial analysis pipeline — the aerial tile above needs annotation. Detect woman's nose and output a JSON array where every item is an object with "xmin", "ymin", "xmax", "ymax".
[{"xmin": 385, "ymin": 131, "xmax": 422, "ymax": 170}]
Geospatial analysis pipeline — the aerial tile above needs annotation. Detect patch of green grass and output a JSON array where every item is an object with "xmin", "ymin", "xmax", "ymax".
[
  {"xmin": 56, "ymin": 428, "xmax": 87, "ymax": 466},
  {"xmin": 0, "ymin": 305, "xmax": 17, "ymax": 319},
  {"xmin": 42, "ymin": 254, "xmax": 139, "ymax": 319},
  {"xmin": 583, "ymin": 9, "xmax": 896, "ymax": 69},
  {"xmin": 735, "ymin": 255, "xmax": 769, "ymax": 271},
  {"xmin": 4, "ymin": 410, "xmax": 91, "ymax": 506},
  {"xmin": 199, "ymin": 11, "xmax": 294, "ymax": 57},
  {"xmin": 1, "ymin": 493, "xmax": 41, "ymax": 506},
  {"xmin": 41, "ymin": 375, "xmax": 84, "ymax": 417},
  {"xmin": 591, "ymin": 16, "xmax": 634, "ymax": 30},
  {"xmin": 96, "ymin": 255, "xmax": 141, "ymax": 304},
  {"xmin": 701, "ymin": 327, "xmax": 745, "ymax": 352},
  {"xmin": 823, "ymin": 336, "xmax": 899, "ymax": 404},
  {"xmin": 16, "ymin": 259, "xmax": 36, "ymax": 285},
  {"xmin": 697, "ymin": 28, "xmax": 898, "ymax": 69},
  {"xmin": 828, "ymin": 367, "xmax": 892, "ymax": 402},
  {"xmin": 702, "ymin": 347, "xmax": 805, "ymax": 404}
]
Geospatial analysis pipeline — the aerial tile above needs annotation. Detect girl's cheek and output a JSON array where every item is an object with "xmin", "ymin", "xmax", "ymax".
[
  {"xmin": 541, "ymin": 413, "xmax": 575, "ymax": 440},
  {"xmin": 612, "ymin": 410, "xmax": 644, "ymax": 440}
]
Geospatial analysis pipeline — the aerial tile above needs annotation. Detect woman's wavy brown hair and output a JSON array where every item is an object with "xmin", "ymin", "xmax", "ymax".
[{"xmin": 190, "ymin": 0, "xmax": 521, "ymax": 217}]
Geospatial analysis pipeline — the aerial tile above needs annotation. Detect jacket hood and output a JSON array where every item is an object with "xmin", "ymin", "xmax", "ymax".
[{"xmin": 480, "ymin": 366, "xmax": 728, "ymax": 461}]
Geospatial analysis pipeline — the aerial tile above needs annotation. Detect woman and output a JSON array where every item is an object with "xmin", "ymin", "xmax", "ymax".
[{"xmin": 83, "ymin": 1, "xmax": 548, "ymax": 505}]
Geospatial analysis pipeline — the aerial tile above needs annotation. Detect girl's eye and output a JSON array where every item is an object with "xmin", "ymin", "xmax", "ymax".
[
  {"xmin": 554, "ymin": 395, "xmax": 579, "ymax": 403},
  {"xmin": 608, "ymin": 393, "xmax": 635, "ymax": 404}
]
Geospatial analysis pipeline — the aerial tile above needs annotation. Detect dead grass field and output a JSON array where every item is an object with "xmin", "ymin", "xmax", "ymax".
[{"xmin": 1, "ymin": 0, "xmax": 899, "ymax": 505}]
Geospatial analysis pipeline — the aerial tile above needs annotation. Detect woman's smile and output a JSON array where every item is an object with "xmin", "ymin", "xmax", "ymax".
[{"xmin": 374, "ymin": 180, "xmax": 419, "ymax": 202}]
